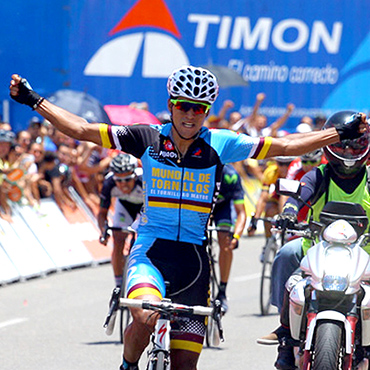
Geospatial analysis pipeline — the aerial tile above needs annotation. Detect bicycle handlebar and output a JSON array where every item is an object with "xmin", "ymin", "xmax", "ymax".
[
  {"xmin": 103, "ymin": 296, "xmax": 224, "ymax": 341},
  {"xmin": 99, "ymin": 221, "xmax": 136, "ymax": 244}
]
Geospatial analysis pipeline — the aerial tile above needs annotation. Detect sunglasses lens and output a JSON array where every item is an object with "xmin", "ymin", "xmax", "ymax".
[{"xmin": 172, "ymin": 100, "xmax": 208, "ymax": 115}]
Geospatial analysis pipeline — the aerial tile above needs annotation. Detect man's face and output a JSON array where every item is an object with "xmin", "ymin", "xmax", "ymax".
[
  {"xmin": 58, "ymin": 146, "xmax": 73, "ymax": 165},
  {"xmin": 0, "ymin": 141, "xmax": 11, "ymax": 160},
  {"xmin": 255, "ymin": 115, "xmax": 267, "ymax": 130},
  {"xmin": 114, "ymin": 171, "xmax": 136, "ymax": 194},
  {"xmin": 168, "ymin": 98, "xmax": 210, "ymax": 140},
  {"xmin": 29, "ymin": 144, "xmax": 45, "ymax": 163}
]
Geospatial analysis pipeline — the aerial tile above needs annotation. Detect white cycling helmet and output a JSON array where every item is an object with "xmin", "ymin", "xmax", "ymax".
[
  {"xmin": 167, "ymin": 66, "xmax": 219, "ymax": 104},
  {"xmin": 110, "ymin": 153, "xmax": 138, "ymax": 174}
]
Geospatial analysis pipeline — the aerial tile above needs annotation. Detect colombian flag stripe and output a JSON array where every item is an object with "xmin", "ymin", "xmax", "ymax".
[
  {"xmin": 127, "ymin": 287, "xmax": 162, "ymax": 300},
  {"xmin": 170, "ymin": 339, "xmax": 203, "ymax": 354},
  {"xmin": 148, "ymin": 201, "xmax": 179, "ymax": 209},
  {"xmin": 181, "ymin": 204, "xmax": 211, "ymax": 213},
  {"xmin": 148, "ymin": 202, "xmax": 211, "ymax": 213},
  {"xmin": 254, "ymin": 137, "xmax": 272, "ymax": 159},
  {"xmin": 99, "ymin": 123, "xmax": 113, "ymax": 148}
]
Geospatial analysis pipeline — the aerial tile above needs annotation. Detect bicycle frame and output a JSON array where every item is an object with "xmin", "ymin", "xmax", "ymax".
[{"xmin": 104, "ymin": 298, "xmax": 224, "ymax": 370}]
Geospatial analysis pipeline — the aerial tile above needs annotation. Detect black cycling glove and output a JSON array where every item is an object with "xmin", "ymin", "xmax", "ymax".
[
  {"xmin": 247, "ymin": 215, "xmax": 257, "ymax": 232},
  {"xmin": 10, "ymin": 77, "xmax": 44, "ymax": 110},
  {"xmin": 275, "ymin": 213, "xmax": 297, "ymax": 230},
  {"xmin": 335, "ymin": 113, "xmax": 363, "ymax": 141}
]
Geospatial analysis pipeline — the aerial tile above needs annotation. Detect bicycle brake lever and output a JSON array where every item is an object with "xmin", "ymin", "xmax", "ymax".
[
  {"xmin": 213, "ymin": 299, "xmax": 225, "ymax": 342},
  {"xmin": 103, "ymin": 287, "xmax": 121, "ymax": 328}
]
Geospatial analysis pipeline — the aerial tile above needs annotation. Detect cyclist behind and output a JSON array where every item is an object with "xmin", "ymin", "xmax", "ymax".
[
  {"xmin": 247, "ymin": 156, "xmax": 296, "ymax": 244},
  {"xmin": 283, "ymin": 149, "xmax": 324, "ymax": 222},
  {"xmin": 98, "ymin": 153, "xmax": 143, "ymax": 288},
  {"xmin": 211, "ymin": 163, "xmax": 246, "ymax": 313},
  {"xmin": 9, "ymin": 69, "xmax": 366, "ymax": 370}
]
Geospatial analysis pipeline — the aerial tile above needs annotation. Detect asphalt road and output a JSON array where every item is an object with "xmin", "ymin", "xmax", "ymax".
[{"xmin": 0, "ymin": 235, "xmax": 280, "ymax": 370}]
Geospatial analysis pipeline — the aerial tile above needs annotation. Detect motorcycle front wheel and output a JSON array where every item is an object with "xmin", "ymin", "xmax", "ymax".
[{"xmin": 312, "ymin": 320, "xmax": 343, "ymax": 370}]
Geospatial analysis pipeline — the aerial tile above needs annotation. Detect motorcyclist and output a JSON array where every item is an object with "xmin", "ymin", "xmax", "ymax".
[{"xmin": 257, "ymin": 111, "xmax": 370, "ymax": 370}]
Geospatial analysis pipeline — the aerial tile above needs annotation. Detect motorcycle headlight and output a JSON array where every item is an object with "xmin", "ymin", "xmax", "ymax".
[
  {"xmin": 322, "ymin": 275, "xmax": 349, "ymax": 291},
  {"xmin": 321, "ymin": 246, "xmax": 351, "ymax": 291}
]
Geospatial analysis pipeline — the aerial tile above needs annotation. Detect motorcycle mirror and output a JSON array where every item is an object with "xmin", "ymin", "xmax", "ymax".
[
  {"xmin": 276, "ymin": 178, "xmax": 302, "ymax": 197},
  {"xmin": 276, "ymin": 178, "xmax": 313, "ymax": 210}
]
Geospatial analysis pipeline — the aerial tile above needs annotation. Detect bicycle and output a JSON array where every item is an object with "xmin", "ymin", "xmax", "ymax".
[
  {"xmin": 104, "ymin": 297, "xmax": 224, "ymax": 370},
  {"xmin": 100, "ymin": 222, "xmax": 136, "ymax": 343},
  {"xmin": 257, "ymin": 217, "xmax": 286, "ymax": 316}
]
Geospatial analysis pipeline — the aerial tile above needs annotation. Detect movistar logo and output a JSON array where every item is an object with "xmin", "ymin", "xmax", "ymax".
[{"xmin": 224, "ymin": 174, "xmax": 238, "ymax": 184}]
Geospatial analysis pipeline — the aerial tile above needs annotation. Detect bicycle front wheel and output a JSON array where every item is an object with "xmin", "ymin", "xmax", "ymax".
[
  {"xmin": 260, "ymin": 238, "xmax": 278, "ymax": 316},
  {"xmin": 147, "ymin": 351, "xmax": 170, "ymax": 370},
  {"xmin": 205, "ymin": 247, "xmax": 220, "ymax": 347},
  {"xmin": 119, "ymin": 307, "xmax": 131, "ymax": 344},
  {"xmin": 119, "ymin": 259, "xmax": 131, "ymax": 344}
]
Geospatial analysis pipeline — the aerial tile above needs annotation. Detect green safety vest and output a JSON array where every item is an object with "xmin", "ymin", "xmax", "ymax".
[{"xmin": 301, "ymin": 164, "xmax": 370, "ymax": 255}]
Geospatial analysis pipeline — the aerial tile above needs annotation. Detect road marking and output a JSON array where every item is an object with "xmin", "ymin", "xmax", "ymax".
[
  {"xmin": 0, "ymin": 317, "xmax": 28, "ymax": 329},
  {"xmin": 232, "ymin": 273, "xmax": 261, "ymax": 282}
]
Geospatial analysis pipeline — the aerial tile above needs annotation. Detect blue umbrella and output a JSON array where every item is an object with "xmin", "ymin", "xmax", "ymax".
[{"xmin": 48, "ymin": 89, "xmax": 112, "ymax": 124}]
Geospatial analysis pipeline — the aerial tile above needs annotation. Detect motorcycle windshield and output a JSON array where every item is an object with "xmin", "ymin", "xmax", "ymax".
[{"xmin": 322, "ymin": 245, "xmax": 351, "ymax": 291}]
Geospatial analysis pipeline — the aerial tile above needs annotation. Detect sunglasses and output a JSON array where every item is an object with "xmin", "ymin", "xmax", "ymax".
[
  {"xmin": 301, "ymin": 159, "xmax": 320, "ymax": 165},
  {"xmin": 113, "ymin": 174, "xmax": 135, "ymax": 183},
  {"xmin": 170, "ymin": 99, "xmax": 211, "ymax": 115}
]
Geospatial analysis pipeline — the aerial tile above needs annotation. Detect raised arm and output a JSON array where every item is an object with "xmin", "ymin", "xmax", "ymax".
[
  {"xmin": 9, "ymin": 74, "xmax": 102, "ymax": 145},
  {"xmin": 264, "ymin": 113, "xmax": 368, "ymax": 158}
]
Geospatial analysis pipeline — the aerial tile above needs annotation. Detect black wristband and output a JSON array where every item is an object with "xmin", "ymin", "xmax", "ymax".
[{"xmin": 10, "ymin": 78, "xmax": 43, "ymax": 109}]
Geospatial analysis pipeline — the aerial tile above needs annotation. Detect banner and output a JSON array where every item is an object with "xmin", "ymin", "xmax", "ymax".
[{"xmin": 2, "ymin": 0, "xmax": 370, "ymax": 132}]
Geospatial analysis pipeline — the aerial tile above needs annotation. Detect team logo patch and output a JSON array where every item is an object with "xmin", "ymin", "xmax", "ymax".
[
  {"xmin": 164, "ymin": 140, "xmax": 174, "ymax": 151},
  {"xmin": 191, "ymin": 148, "xmax": 202, "ymax": 157}
]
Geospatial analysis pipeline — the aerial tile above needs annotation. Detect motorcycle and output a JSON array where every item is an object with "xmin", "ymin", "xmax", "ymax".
[{"xmin": 275, "ymin": 178, "xmax": 370, "ymax": 370}]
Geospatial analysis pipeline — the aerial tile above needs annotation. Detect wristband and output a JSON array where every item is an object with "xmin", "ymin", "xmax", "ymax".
[{"xmin": 233, "ymin": 233, "xmax": 240, "ymax": 240}]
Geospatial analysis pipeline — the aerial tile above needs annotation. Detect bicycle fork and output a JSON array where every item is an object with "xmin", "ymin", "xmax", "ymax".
[{"xmin": 147, "ymin": 315, "xmax": 171, "ymax": 369}]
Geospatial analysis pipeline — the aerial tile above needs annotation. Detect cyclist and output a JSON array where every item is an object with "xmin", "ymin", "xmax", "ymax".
[
  {"xmin": 211, "ymin": 163, "xmax": 246, "ymax": 312},
  {"xmin": 284, "ymin": 149, "xmax": 324, "ymax": 222},
  {"xmin": 257, "ymin": 111, "xmax": 370, "ymax": 370},
  {"xmin": 98, "ymin": 153, "xmax": 143, "ymax": 289},
  {"xmin": 247, "ymin": 156, "xmax": 296, "ymax": 243},
  {"xmin": 9, "ymin": 70, "xmax": 366, "ymax": 370}
]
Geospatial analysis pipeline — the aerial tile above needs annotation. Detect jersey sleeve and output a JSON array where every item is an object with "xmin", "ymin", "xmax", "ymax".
[
  {"xmin": 99, "ymin": 123, "xmax": 159, "ymax": 158},
  {"xmin": 209, "ymin": 129, "xmax": 272, "ymax": 164}
]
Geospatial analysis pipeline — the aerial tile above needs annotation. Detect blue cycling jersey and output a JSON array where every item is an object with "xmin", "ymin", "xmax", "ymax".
[{"xmin": 99, "ymin": 122, "xmax": 271, "ymax": 244}]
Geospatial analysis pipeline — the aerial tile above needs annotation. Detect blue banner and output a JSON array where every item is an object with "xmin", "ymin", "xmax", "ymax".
[{"xmin": 1, "ymin": 0, "xmax": 370, "ymax": 132}]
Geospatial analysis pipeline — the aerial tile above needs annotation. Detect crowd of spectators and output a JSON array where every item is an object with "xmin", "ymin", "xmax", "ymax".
[{"xmin": 0, "ymin": 96, "xmax": 327, "ymax": 223}]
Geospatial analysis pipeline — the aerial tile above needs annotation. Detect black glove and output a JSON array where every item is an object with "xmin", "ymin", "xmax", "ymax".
[
  {"xmin": 10, "ymin": 77, "xmax": 43, "ymax": 109},
  {"xmin": 275, "ymin": 213, "xmax": 297, "ymax": 230},
  {"xmin": 247, "ymin": 215, "xmax": 257, "ymax": 233},
  {"xmin": 335, "ymin": 113, "xmax": 363, "ymax": 141}
]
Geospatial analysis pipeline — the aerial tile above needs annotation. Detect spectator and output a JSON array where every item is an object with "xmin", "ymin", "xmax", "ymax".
[
  {"xmin": 16, "ymin": 130, "xmax": 32, "ymax": 151},
  {"xmin": 74, "ymin": 141, "xmax": 112, "ymax": 204},
  {"xmin": 0, "ymin": 122, "xmax": 12, "ymax": 131},
  {"xmin": 0, "ymin": 130, "xmax": 16, "ymax": 220},
  {"xmin": 314, "ymin": 114, "xmax": 327, "ymax": 131}
]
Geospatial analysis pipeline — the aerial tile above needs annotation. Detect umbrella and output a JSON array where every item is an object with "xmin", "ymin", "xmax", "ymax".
[
  {"xmin": 104, "ymin": 105, "xmax": 161, "ymax": 126},
  {"xmin": 202, "ymin": 64, "xmax": 248, "ymax": 88},
  {"xmin": 48, "ymin": 89, "xmax": 112, "ymax": 124}
]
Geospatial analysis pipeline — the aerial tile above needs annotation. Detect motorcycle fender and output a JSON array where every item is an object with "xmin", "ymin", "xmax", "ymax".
[
  {"xmin": 361, "ymin": 284, "xmax": 370, "ymax": 346},
  {"xmin": 289, "ymin": 279, "xmax": 306, "ymax": 340},
  {"xmin": 304, "ymin": 311, "xmax": 352, "ymax": 354}
]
